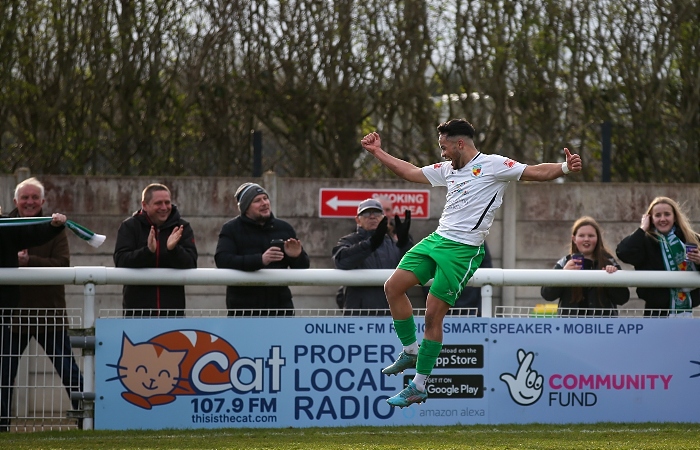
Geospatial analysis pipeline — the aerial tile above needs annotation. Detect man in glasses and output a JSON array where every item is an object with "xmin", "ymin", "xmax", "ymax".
[{"xmin": 332, "ymin": 199, "xmax": 412, "ymax": 315}]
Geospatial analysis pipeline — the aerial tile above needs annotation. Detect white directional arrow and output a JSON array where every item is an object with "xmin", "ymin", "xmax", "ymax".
[{"xmin": 326, "ymin": 196, "xmax": 362, "ymax": 210}]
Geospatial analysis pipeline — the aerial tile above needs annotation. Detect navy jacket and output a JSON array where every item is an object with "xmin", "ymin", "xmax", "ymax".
[
  {"xmin": 215, "ymin": 213, "xmax": 309, "ymax": 315},
  {"xmin": 332, "ymin": 226, "xmax": 411, "ymax": 311},
  {"xmin": 0, "ymin": 219, "xmax": 64, "ymax": 312}
]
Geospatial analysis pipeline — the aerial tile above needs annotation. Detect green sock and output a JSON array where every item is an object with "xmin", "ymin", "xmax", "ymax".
[
  {"xmin": 416, "ymin": 339, "xmax": 443, "ymax": 376},
  {"xmin": 393, "ymin": 316, "xmax": 417, "ymax": 347}
]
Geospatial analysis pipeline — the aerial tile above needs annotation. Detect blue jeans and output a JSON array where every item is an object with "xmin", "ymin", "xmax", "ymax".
[{"xmin": 1, "ymin": 325, "xmax": 84, "ymax": 425}]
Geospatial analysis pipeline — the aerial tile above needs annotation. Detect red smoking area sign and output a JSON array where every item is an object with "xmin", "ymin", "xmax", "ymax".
[{"xmin": 319, "ymin": 188, "xmax": 430, "ymax": 218}]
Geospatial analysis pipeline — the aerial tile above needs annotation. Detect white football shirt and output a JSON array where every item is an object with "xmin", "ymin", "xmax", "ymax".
[{"xmin": 421, "ymin": 153, "xmax": 527, "ymax": 246}]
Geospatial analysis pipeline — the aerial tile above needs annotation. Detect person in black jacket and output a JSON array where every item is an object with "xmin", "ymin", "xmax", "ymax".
[
  {"xmin": 113, "ymin": 183, "xmax": 198, "ymax": 317},
  {"xmin": 215, "ymin": 182, "xmax": 310, "ymax": 316},
  {"xmin": 541, "ymin": 216, "xmax": 629, "ymax": 317},
  {"xmin": 0, "ymin": 210, "xmax": 67, "ymax": 432},
  {"xmin": 332, "ymin": 198, "xmax": 413, "ymax": 315},
  {"xmin": 0, "ymin": 213, "xmax": 67, "ymax": 311},
  {"xmin": 616, "ymin": 196, "xmax": 700, "ymax": 317}
]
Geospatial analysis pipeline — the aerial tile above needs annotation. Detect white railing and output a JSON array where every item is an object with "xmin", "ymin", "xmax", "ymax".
[
  {"xmin": 0, "ymin": 266, "xmax": 699, "ymax": 431},
  {"xmin": 3, "ymin": 266, "xmax": 699, "ymax": 287},
  {"xmin": 2, "ymin": 266, "xmax": 699, "ymax": 318}
]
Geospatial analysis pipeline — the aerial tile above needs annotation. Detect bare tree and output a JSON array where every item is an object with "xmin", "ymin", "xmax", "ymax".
[{"xmin": 0, "ymin": 0, "xmax": 697, "ymax": 181}]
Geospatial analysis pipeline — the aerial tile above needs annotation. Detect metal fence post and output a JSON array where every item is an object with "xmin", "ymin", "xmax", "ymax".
[
  {"xmin": 82, "ymin": 282, "xmax": 95, "ymax": 431},
  {"xmin": 481, "ymin": 285, "xmax": 493, "ymax": 318}
]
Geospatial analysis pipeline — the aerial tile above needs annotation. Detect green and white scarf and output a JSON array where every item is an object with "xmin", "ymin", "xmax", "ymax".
[
  {"xmin": 658, "ymin": 227, "xmax": 695, "ymax": 312},
  {"xmin": 0, "ymin": 217, "xmax": 106, "ymax": 248}
]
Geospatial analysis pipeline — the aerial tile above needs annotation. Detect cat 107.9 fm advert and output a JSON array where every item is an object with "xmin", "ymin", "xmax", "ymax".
[{"xmin": 95, "ymin": 317, "xmax": 700, "ymax": 429}]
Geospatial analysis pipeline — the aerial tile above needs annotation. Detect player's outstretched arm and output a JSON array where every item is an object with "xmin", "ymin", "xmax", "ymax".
[
  {"xmin": 361, "ymin": 132, "xmax": 429, "ymax": 184},
  {"xmin": 520, "ymin": 148, "xmax": 582, "ymax": 181}
]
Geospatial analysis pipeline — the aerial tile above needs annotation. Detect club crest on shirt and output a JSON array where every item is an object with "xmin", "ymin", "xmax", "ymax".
[
  {"xmin": 503, "ymin": 159, "xmax": 516, "ymax": 168},
  {"xmin": 472, "ymin": 164, "xmax": 482, "ymax": 177},
  {"xmin": 434, "ymin": 163, "xmax": 443, "ymax": 169}
]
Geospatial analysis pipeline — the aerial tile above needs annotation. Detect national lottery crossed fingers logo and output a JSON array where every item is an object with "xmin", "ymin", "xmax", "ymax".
[
  {"xmin": 499, "ymin": 346, "xmax": 683, "ymax": 410},
  {"xmin": 499, "ymin": 349, "xmax": 544, "ymax": 406}
]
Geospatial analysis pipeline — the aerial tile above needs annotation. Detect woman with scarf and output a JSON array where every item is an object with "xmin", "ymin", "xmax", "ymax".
[
  {"xmin": 616, "ymin": 197, "xmax": 700, "ymax": 317},
  {"xmin": 541, "ymin": 216, "xmax": 629, "ymax": 317}
]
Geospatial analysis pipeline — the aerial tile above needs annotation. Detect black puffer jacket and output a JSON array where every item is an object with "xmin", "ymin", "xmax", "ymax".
[
  {"xmin": 332, "ymin": 226, "xmax": 411, "ymax": 311},
  {"xmin": 0, "ymin": 219, "xmax": 64, "ymax": 312},
  {"xmin": 541, "ymin": 254, "xmax": 629, "ymax": 317},
  {"xmin": 215, "ymin": 213, "xmax": 310, "ymax": 315},
  {"xmin": 616, "ymin": 227, "xmax": 700, "ymax": 314},
  {"xmin": 113, "ymin": 206, "xmax": 198, "ymax": 316}
]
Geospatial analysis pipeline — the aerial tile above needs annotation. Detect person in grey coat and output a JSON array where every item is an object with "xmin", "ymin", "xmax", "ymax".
[{"xmin": 332, "ymin": 199, "xmax": 413, "ymax": 315}]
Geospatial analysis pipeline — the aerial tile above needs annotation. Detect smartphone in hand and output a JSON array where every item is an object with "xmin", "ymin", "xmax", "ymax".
[{"xmin": 270, "ymin": 239, "xmax": 285, "ymax": 253}]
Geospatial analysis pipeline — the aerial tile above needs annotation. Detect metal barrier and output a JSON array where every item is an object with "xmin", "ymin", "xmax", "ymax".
[
  {"xmin": 0, "ymin": 267, "xmax": 698, "ymax": 431},
  {"xmin": 0, "ymin": 308, "xmax": 83, "ymax": 432},
  {"xmin": 495, "ymin": 306, "xmax": 698, "ymax": 318},
  {"xmin": 96, "ymin": 307, "xmax": 478, "ymax": 318}
]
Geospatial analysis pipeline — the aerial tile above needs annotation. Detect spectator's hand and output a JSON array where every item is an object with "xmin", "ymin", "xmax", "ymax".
[
  {"xmin": 369, "ymin": 216, "xmax": 388, "ymax": 250},
  {"xmin": 147, "ymin": 226, "xmax": 157, "ymax": 253},
  {"xmin": 17, "ymin": 249, "xmax": 29, "ymax": 267},
  {"xmin": 563, "ymin": 258, "xmax": 580, "ymax": 270},
  {"xmin": 262, "ymin": 246, "xmax": 285, "ymax": 266},
  {"xmin": 284, "ymin": 238, "xmax": 303, "ymax": 258},
  {"xmin": 50, "ymin": 213, "xmax": 66, "ymax": 226},
  {"xmin": 167, "ymin": 225, "xmax": 184, "ymax": 251},
  {"xmin": 603, "ymin": 265, "xmax": 618, "ymax": 273},
  {"xmin": 640, "ymin": 214, "xmax": 651, "ymax": 231},
  {"xmin": 687, "ymin": 247, "xmax": 700, "ymax": 265},
  {"xmin": 395, "ymin": 210, "xmax": 411, "ymax": 247}
]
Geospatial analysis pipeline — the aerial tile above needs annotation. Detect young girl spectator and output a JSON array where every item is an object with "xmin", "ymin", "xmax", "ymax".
[
  {"xmin": 616, "ymin": 196, "xmax": 700, "ymax": 317},
  {"xmin": 541, "ymin": 216, "xmax": 629, "ymax": 317}
]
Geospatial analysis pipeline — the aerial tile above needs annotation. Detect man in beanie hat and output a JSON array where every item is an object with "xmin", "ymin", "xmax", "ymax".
[{"xmin": 215, "ymin": 182, "xmax": 309, "ymax": 316}]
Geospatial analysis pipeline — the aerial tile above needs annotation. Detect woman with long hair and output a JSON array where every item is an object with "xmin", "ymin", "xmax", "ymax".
[
  {"xmin": 616, "ymin": 196, "xmax": 700, "ymax": 317},
  {"xmin": 541, "ymin": 216, "xmax": 629, "ymax": 317}
]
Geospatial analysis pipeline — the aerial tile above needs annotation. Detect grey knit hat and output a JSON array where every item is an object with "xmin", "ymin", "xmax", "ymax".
[{"xmin": 235, "ymin": 182, "xmax": 268, "ymax": 214}]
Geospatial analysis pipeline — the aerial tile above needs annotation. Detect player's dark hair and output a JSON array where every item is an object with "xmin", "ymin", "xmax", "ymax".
[{"xmin": 437, "ymin": 119, "xmax": 475, "ymax": 139}]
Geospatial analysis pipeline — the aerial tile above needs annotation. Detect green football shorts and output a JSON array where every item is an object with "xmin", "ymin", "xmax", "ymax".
[{"xmin": 397, "ymin": 232, "xmax": 485, "ymax": 306}]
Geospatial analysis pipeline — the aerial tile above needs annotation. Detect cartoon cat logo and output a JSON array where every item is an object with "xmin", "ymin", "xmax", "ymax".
[
  {"xmin": 500, "ymin": 349, "xmax": 544, "ymax": 406},
  {"xmin": 106, "ymin": 330, "xmax": 239, "ymax": 409}
]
